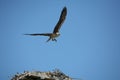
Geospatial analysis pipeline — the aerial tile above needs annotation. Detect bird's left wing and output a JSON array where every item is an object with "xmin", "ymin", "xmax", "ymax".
[{"xmin": 24, "ymin": 33, "xmax": 52, "ymax": 36}]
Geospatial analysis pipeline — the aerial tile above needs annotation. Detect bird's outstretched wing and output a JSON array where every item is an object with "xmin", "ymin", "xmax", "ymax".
[
  {"xmin": 53, "ymin": 7, "xmax": 67, "ymax": 33},
  {"xmin": 24, "ymin": 33, "xmax": 52, "ymax": 36}
]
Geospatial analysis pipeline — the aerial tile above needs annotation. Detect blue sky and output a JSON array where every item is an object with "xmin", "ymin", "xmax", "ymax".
[{"xmin": 0, "ymin": 0, "xmax": 120, "ymax": 80}]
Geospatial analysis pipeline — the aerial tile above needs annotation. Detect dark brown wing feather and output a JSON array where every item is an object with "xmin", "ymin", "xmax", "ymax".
[
  {"xmin": 53, "ymin": 7, "xmax": 67, "ymax": 33},
  {"xmin": 24, "ymin": 33, "xmax": 52, "ymax": 36}
]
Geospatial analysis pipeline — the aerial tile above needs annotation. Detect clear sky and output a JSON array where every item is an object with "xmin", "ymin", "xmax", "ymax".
[{"xmin": 0, "ymin": 0, "xmax": 120, "ymax": 80}]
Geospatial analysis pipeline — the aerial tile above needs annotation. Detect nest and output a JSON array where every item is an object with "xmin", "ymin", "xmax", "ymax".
[{"xmin": 11, "ymin": 69, "xmax": 72, "ymax": 80}]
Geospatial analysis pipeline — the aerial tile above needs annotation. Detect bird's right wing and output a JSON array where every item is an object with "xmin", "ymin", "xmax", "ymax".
[
  {"xmin": 53, "ymin": 7, "xmax": 67, "ymax": 33},
  {"xmin": 24, "ymin": 33, "xmax": 52, "ymax": 36}
]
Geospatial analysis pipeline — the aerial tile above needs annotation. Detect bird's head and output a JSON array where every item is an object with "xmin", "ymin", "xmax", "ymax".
[{"xmin": 56, "ymin": 32, "xmax": 60, "ymax": 36}]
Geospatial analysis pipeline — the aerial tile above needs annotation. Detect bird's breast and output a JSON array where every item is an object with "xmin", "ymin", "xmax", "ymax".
[{"xmin": 51, "ymin": 33, "xmax": 60, "ymax": 38}]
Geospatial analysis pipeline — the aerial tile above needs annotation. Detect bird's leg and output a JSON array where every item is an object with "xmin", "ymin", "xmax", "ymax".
[
  {"xmin": 46, "ymin": 37, "xmax": 51, "ymax": 42},
  {"xmin": 52, "ymin": 39, "xmax": 54, "ymax": 41},
  {"xmin": 51, "ymin": 38, "xmax": 57, "ymax": 42},
  {"xmin": 53, "ymin": 39, "xmax": 57, "ymax": 42}
]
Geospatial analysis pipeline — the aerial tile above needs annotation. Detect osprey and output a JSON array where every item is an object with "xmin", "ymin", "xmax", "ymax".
[{"xmin": 25, "ymin": 7, "xmax": 67, "ymax": 42}]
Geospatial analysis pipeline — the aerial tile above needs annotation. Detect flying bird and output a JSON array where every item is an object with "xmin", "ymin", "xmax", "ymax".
[{"xmin": 25, "ymin": 7, "xmax": 67, "ymax": 42}]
